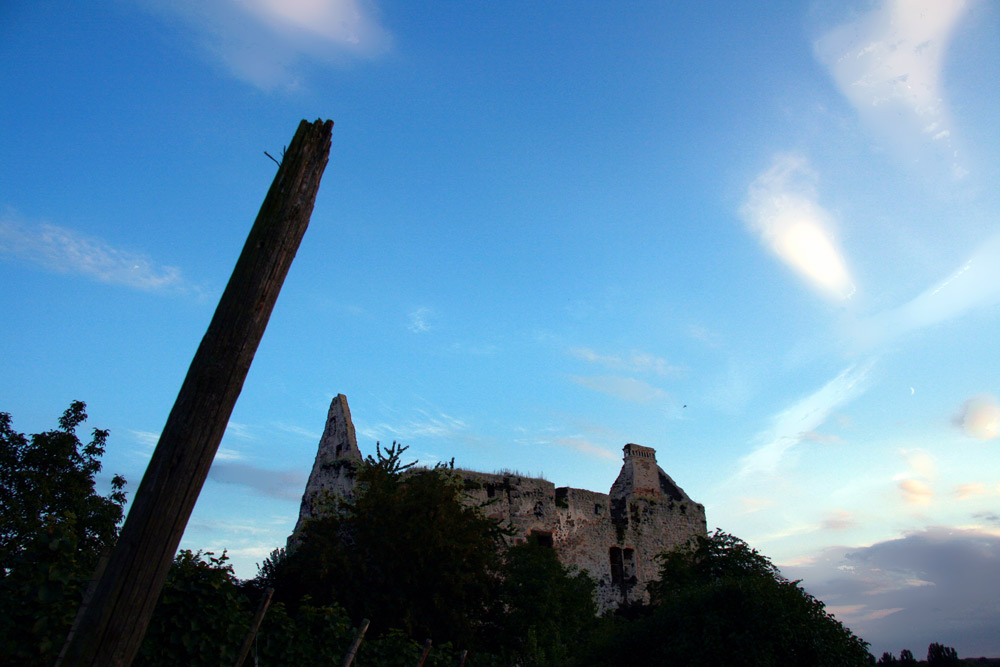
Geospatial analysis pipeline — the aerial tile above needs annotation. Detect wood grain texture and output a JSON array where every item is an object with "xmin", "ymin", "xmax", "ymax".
[{"xmin": 58, "ymin": 119, "xmax": 333, "ymax": 666}]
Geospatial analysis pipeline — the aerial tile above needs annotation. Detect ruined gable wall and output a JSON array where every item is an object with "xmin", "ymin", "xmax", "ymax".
[{"xmin": 291, "ymin": 395, "xmax": 707, "ymax": 613}]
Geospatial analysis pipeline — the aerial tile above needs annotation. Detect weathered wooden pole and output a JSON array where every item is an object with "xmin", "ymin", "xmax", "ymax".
[
  {"xmin": 340, "ymin": 618, "xmax": 370, "ymax": 667},
  {"xmin": 58, "ymin": 119, "xmax": 334, "ymax": 666},
  {"xmin": 415, "ymin": 638, "xmax": 433, "ymax": 667},
  {"xmin": 234, "ymin": 587, "xmax": 275, "ymax": 667}
]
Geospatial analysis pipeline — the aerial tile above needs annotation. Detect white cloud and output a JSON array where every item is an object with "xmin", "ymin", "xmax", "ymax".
[
  {"xmin": 737, "ymin": 359, "xmax": 875, "ymax": 477},
  {"xmin": 0, "ymin": 217, "xmax": 193, "ymax": 293},
  {"xmin": 740, "ymin": 154, "xmax": 856, "ymax": 300},
  {"xmin": 854, "ymin": 234, "xmax": 1000, "ymax": 349},
  {"xmin": 141, "ymin": 0, "xmax": 390, "ymax": 90},
  {"xmin": 571, "ymin": 375, "xmax": 670, "ymax": 405},
  {"xmin": 953, "ymin": 394, "xmax": 1000, "ymax": 440},
  {"xmin": 815, "ymin": 0, "xmax": 968, "ymax": 168},
  {"xmin": 569, "ymin": 347, "xmax": 682, "ymax": 377},
  {"xmin": 408, "ymin": 306, "xmax": 433, "ymax": 333}
]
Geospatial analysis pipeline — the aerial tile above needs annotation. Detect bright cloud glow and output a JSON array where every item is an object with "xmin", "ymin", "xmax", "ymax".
[
  {"xmin": 741, "ymin": 154, "xmax": 855, "ymax": 300},
  {"xmin": 816, "ymin": 0, "xmax": 968, "ymax": 170}
]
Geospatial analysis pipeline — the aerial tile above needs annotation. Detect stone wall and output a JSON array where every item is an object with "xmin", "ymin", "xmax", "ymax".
[{"xmin": 291, "ymin": 395, "xmax": 707, "ymax": 612}]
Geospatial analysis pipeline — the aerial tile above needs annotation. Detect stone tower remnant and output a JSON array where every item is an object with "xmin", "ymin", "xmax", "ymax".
[{"xmin": 291, "ymin": 394, "xmax": 707, "ymax": 612}]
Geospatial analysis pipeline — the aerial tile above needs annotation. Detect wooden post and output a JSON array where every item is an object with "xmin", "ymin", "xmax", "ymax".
[
  {"xmin": 340, "ymin": 618, "xmax": 370, "ymax": 667},
  {"xmin": 58, "ymin": 119, "xmax": 334, "ymax": 666},
  {"xmin": 457, "ymin": 649, "xmax": 468, "ymax": 666},
  {"xmin": 416, "ymin": 638, "xmax": 433, "ymax": 667},
  {"xmin": 234, "ymin": 587, "xmax": 275, "ymax": 667}
]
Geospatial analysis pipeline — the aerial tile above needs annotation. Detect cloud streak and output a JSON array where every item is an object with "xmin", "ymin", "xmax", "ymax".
[
  {"xmin": 738, "ymin": 359, "xmax": 875, "ymax": 477},
  {"xmin": 571, "ymin": 375, "xmax": 670, "ymax": 405},
  {"xmin": 142, "ymin": 0, "xmax": 390, "ymax": 90},
  {"xmin": 208, "ymin": 462, "xmax": 306, "ymax": 500},
  {"xmin": 0, "ymin": 217, "xmax": 193, "ymax": 293},
  {"xmin": 741, "ymin": 154, "xmax": 855, "ymax": 300},
  {"xmin": 855, "ymin": 234, "xmax": 1000, "ymax": 349},
  {"xmin": 569, "ymin": 347, "xmax": 682, "ymax": 377}
]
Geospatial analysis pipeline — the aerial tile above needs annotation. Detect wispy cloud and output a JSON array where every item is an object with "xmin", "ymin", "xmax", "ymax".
[
  {"xmin": 569, "ymin": 347, "xmax": 682, "ymax": 377},
  {"xmin": 141, "ymin": 0, "xmax": 391, "ymax": 90},
  {"xmin": 737, "ymin": 360, "xmax": 875, "ymax": 477},
  {"xmin": 408, "ymin": 306, "xmax": 433, "ymax": 333},
  {"xmin": 815, "ymin": 0, "xmax": 969, "ymax": 174},
  {"xmin": 274, "ymin": 422, "xmax": 321, "ymax": 441},
  {"xmin": 740, "ymin": 154, "xmax": 856, "ymax": 300},
  {"xmin": 359, "ymin": 409, "xmax": 469, "ymax": 444},
  {"xmin": 822, "ymin": 510, "xmax": 856, "ymax": 531},
  {"xmin": 0, "ymin": 217, "xmax": 194, "ymax": 293},
  {"xmin": 899, "ymin": 478, "xmax": 933, "ymax": 506},
  {"xmin": 854, "ymin": 234, "xmax": 1000, "ymax": 349},
  {"xmin": 953, "ymin": 394, "xmax": 1000, "ymax": 440},
  {"xmin": 552, "ymin": 437, "xmax": 617, "ymax": 461},
  {"xmin": 208, "ymin": 462, "xmax": 306, "ymax": 500},
  {"xmin": 130, "ymin": 430, "xmax": 160, "ymax": 447},
  {"xmin": 571, "ymin": 375, "xmax": 670, "ymax": 405},
  {"xmin": 225, "ymin": 422, "xmax": 255, "ymax": 440}
]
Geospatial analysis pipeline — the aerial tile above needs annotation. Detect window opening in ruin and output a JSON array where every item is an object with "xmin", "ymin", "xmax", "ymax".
[
  {"xmin": 594, "ymin": 503, "xmax": 603, "ymax": 516},
  {"xmin": 623, "ymin": 548, "xmax": 636, "ymax": 583},
  {"xmin": 486, "ymin": 484, "xmax": 496, "ymax": 498},
  {"xmin": 530, "ymin": 530, "xmax": 554, "ymax": 548},
  {"xmin": 609, "ymin": 547, "xmax": 624, "ymax": 587}
]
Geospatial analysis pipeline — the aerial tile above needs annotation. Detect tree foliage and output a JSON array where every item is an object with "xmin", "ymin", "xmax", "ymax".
[
  {"xmin": 493, "ymin": 538, "xmax": 597, "ymax": 666},
  {"xmin": 586, "ymin": 529, "xmax": 871, "ymax": 666},
  {"xmin": 0, "ymin": 402, "xmax": 127, "ymax": 664},
  {"xmin": 927, "ymin": 642, "xmax": 961, "ymax": 665},
  {"xmin": 276, "ymin": 442, "xmax": 508, "ymax": 647}
]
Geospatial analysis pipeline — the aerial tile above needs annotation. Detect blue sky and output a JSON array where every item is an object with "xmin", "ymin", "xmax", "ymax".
[{"xmin": 2, "ymin": 0, "xmax": 999, "ymax": 657}]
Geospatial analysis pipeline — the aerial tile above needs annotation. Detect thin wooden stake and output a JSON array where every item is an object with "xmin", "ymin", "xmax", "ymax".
[
  {"xmin": 234, "ymin": 587, "xmax": 274, "ymax": 667},
  {"xmin": 416, "ymin": 638, "xmax": 433, "ymax": 667},
  {"xmin": 340, "ymin": 618, "xmax": 370, "ymax": 667},
  {"xmin": 457, "ymin": 648, "xmax": 468, "ymax": 666},
  {"xmin": 57, "ymin": 119, "xmax": 334, "ymax": 666}
]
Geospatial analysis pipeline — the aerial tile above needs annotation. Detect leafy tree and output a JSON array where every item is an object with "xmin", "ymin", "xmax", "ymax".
[
  {"xmin": 493, "ymin": 537, "xmax": 597, "ymax": 666},
  {"xmin": 899, "ymin": 648, "xmax": 917, "ymax": 665},
  {"xmin": 0, "ymin": 402, "xmax": 127, "ymax": 664},
  {"xmin": 928, "ymin": 642, "xmax": 961, "ymax": 665},
  {"xmin": 277, "ymin": 442, "xmax": 507, "ymax": 648},
  {"xmin": 877, "ymin": 651, "xmax": 898, "ymax": 665},
  {"xmin": 586, "ymin": 530, "xmax": 871, "ymax": 666},
  {"xmin": 137, "ymin": 550, "xmax": 250, "ymax": 666}
]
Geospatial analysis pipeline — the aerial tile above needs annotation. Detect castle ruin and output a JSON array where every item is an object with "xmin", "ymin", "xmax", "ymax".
[{"xmin": 292, "ymin": 394, "xmax": 707, "ymax": 612}]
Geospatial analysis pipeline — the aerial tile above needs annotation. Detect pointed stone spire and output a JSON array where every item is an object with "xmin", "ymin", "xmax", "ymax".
[{"xmin": 290, "ymin": 394, "xmax": 362, "ymax": 543}]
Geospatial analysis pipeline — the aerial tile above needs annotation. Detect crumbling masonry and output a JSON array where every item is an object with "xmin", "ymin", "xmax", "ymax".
[{"xmin": 291, "ymin": 394, "xmax": 707, "ymax": 612}]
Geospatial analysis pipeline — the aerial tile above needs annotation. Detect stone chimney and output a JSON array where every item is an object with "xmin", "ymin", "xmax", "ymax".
[{"xmin": 610, "ymin": 443, "xmax": 661, "ymax": 500}]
